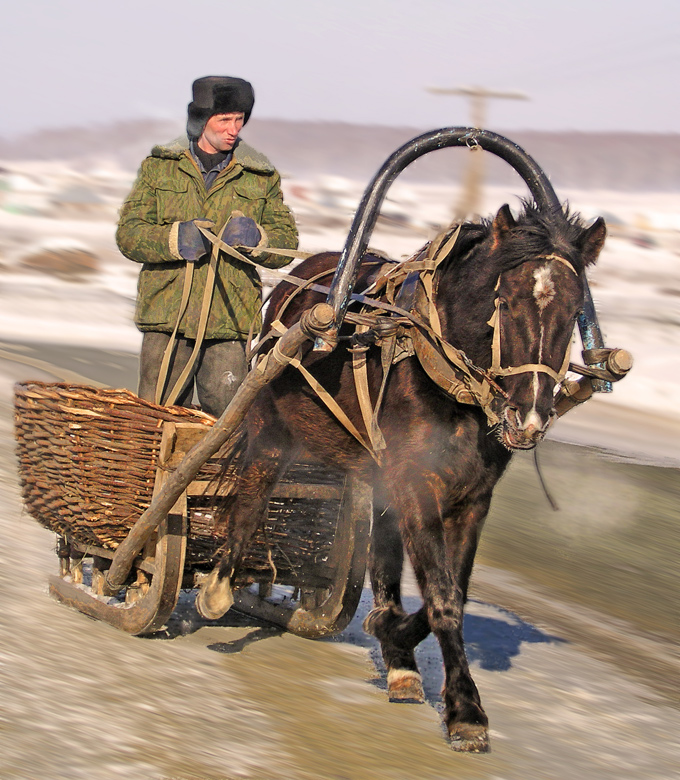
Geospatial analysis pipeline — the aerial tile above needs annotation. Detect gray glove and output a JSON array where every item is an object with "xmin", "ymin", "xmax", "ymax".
[
  {"xmin": 177, "ymin": 219, "xmax": 214, "ymax": 262},
  {"xmin": 221, "ymin": 212, "xmax": 267, "ymax": 254},
  {"xmin": 222, "ymin": 216, "xmax": 261, "ymax": 248}
]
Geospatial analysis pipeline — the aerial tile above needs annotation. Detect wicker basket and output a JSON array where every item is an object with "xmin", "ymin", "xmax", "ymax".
[
  {"xmin": 14, "ymin": 381, "xmax": 342, "ymax": 588},
  {"xmin": 14, "ymin": 382, "xmax": 215, "ymax": 549}
]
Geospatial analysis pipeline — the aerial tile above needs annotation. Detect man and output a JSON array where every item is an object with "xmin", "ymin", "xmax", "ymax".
[{"xmin": 116, "ymin": 76, "xmax": 298, "ymax": 416}]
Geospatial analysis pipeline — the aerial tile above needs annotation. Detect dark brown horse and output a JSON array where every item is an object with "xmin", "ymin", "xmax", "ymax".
[{"xmin": 197, "ymin": 200, "xmax": 606, "ymax": 752}]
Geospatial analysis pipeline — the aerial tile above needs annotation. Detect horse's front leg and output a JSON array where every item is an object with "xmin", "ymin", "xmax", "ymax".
[
  {"xmin": 363, "ymin": 501, "xmax": 430, "ymax": 702},
  {"xmin": 404, "ymin": 491, "xmax": 493, "ymax": 752},
  {"xmin": 196, "ymin": 405, "xmax": 293, "ymax": 620}
]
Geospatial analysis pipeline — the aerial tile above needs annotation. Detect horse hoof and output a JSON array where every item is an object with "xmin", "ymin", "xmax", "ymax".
[
  {"xmin": 448, "ymin": 723, "xmax": 490, "ymax": 753},
  {"xmin": 387, "ymin": 669, "xmax": 425, "ymax": 703},
  {"xmin": 195, "ymin": 569, "xmax": 233, "ymax": 620}
]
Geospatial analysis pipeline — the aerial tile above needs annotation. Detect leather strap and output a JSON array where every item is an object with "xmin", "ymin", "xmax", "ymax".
[
  {"xmin": 484, "ymin": 254, "xmax": 577, "ymax": 388},
  {"xmin": 255, "ymin": 321, "xmax": 380, "ymax": 461},
  {"xmin": 351, "ymin": 323, "xmax": 388, "ymax": 455},
  {"xmin": 154, "ymin": 259, "xmax": 195, "ymax": 405},
  {"xmin": 197, "ymin": 224, "xmax": 314, "ymax": 263},
  {"xmin": 155, "ymin": 221, "xmax": 227, "ymax": 407}
]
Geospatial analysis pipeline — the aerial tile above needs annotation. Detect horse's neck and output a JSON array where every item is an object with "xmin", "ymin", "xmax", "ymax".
[{"xmin": 435, "ymin": 249, "xmax": 499, "ymax": 368}]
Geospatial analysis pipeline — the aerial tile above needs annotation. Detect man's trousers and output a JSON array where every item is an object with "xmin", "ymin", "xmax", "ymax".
[{"xmin": 138, "ymin": 332, "xmax": 248, "ymax": 418}]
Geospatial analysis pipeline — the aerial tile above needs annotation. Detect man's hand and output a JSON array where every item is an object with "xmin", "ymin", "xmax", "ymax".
[
  {"xmin": 222, "ymin": 214, "xmax": 267, "ymax": 252},
  {"xmin": 177, "ymin": 219, "xmax": 215, "ymax": 262}
]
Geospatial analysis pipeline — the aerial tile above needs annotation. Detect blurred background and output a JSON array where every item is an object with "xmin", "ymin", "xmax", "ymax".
[
  {"xmin": 0, "ymin": 0, "xmax": 678, "ymax": 437},
  {"xmin": 0, "ymin": 3, "xmax": 678, "ymax": 779}
]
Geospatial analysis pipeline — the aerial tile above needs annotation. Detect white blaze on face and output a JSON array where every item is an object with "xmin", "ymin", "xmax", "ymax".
[
  {"xmin": 532, "ymin": 265, "xmax": 555, "ymax": 311},
  {"xmin": 523, "ymin": 264, "xmax": 554, "ymax": 431}
]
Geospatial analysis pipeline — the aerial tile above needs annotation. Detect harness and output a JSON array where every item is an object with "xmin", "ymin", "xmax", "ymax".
[
  {"xmin": 175, "ymin": 224, "xmax": 625, "ymax": 463},
  {"xmin": 346, "ymin": 239, "xmax": 580, "ymax": 458}
]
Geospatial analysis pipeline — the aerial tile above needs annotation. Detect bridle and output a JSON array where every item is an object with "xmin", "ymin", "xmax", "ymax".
[{"xmin": 484, "ymin": 254, "xmax": 579, "ymax": 389}]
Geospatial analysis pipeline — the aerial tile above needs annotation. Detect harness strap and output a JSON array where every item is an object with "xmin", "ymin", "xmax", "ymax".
[
  {"xmin": 485, "ymin": 254, "xmax": 577, "ymax": 387},
  {"xmin": 363, "ymin": 258, "xmax": 436, "ymax": 300},
  {"xmin": 154, "ymin": 259, "xmax": 194, "ymax": 405},
  {"xmin": 257, "ymin": 320, "xmax": 381, "ymax": 461},
  {"xmin": 376, "ymin": 333, "xmax": 397, "ymax": 426},
  {"xmin": 351, "ymin": 322, "xmax": 389, "ymax": 454},
  {"xmin": 410, "ymin": 328, "xmax": 503, "ymax": 426},
  {"xmin": 245, "ymin": 267, "xmax": 341, "ymax": 362},
  {"xmin": 291, "ymin": 354, "xmax": 381, "ymax": 462},
  {"xmin": 487, "ymin": 300, "xmax": 567, "ymax": 383},
  {"xmin": 197, "ymin": 224, "xmax": 314, "ymax": 266},
  {"xmin": 540, "ymin": 253, "xmax": 578, "ymax": 275},
  {"xmin": 346, "ymin": 229, "xmax": 462, "ymax": 453},
  {"xmin": 418, "ymin": 225, "xmax": 462, "ymax": 340}
]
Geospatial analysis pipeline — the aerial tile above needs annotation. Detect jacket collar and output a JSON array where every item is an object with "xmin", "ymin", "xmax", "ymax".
[{"xmin": 151, "ymin": 134, "xmax": 274, "ymax": 174}]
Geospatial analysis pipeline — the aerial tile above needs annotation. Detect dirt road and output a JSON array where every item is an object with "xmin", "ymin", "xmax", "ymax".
[{"xmin": 1, "ymin": 351, "xmax": 678, "ymax": 780}]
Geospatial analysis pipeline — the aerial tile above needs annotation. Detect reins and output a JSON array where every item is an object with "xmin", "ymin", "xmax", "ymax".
[
  {"xmin": 154, "ymin": 224, "xmax": 316, "ymax": 407},
  {"xmin": 158, "ymin": 222, "xmax": 617, "ymax": 467},
  {"xmin": 155, "ymin": 220, "xmax": 228, "ymax": 406}
]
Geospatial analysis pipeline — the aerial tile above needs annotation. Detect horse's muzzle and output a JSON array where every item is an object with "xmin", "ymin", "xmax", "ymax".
[{"xmin": 499, "ymin": 407, "xmax": 554, "ymax": 450}]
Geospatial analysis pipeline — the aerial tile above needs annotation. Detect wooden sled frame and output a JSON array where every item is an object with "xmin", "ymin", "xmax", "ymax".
[{"xmin": 48, "ymin": 419, "xmax": 372, "ymax": 637}]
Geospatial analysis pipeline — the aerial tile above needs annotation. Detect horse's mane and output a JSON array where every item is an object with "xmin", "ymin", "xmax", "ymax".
[{"xmin": 449, "ymin": 201, "xmax": 593, "ymax": 275}]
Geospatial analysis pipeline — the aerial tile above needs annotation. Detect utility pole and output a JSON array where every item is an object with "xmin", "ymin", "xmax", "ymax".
[{"xmin": 426, "ymin": 85, "xmax": 529, "ymax": 220}]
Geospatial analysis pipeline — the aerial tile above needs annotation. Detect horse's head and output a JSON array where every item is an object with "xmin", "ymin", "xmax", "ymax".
[{"xmin": 487, "ymin": 204, "xmax": 606, "ymax": 450}]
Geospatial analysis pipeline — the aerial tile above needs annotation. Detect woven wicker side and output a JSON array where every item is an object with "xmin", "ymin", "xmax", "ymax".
[{"xmin": 14, "ymin": 382, "xmax": 214, "ymax": 549}]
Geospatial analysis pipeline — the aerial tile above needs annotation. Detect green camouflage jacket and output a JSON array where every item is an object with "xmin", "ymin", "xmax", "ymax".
[{"xmin": 116, "ymin": 135, "xmax": 298, "ymax": 339}]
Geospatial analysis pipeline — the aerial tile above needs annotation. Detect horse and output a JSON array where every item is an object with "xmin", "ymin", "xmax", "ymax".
[{"xmin": 196, "ymin": 200, "xmax": 606, "ymax": 752}]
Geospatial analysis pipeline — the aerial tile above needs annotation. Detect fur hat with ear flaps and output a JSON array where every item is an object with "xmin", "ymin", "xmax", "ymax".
[{"xmin": 187, "ymin": 76, "xmax": 255, "ymax": 139}]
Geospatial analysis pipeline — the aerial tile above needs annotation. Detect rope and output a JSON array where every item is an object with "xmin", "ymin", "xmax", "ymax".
[{"xmin": 534, "ymin": 446, "xmax": 560, "ymax": 511}]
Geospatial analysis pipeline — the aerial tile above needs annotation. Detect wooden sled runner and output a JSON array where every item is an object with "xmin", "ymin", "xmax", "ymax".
[{"xmin": 14, "ymin": 380, "xmax": 371, "ymax": 638}]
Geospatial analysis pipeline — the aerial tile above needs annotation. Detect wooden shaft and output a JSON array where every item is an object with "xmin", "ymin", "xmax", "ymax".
[
  {"xmin": 554, "ymin": 376, "xmax": 594, "ymax": 418},
  {"xmin": 103, "ymin": 304, "xmax": 334, "ymax": 595}
]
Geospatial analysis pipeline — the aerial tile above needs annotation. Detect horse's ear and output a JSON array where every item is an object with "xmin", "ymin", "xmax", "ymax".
[
  {"xmin": 580, "ymin": 217, "xmax": 607, "ymax": 266},
  {"xmin": 491, "ymin": 204, "xmax": 516, "ymax": 249}
]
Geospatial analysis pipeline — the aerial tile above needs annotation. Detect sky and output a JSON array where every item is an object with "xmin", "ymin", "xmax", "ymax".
[{"xmin": 1, "ymin": 0, "xmax": 679, "ymax": 138}]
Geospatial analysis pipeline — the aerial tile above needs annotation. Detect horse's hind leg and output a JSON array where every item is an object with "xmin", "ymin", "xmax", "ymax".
[
  {"xmin": 196, "ymin": 403, "xmax": 293, "ymax": 620},
  {"xmin": 363, "ymin": 503, "xmax": 430, "ymax": 702}
]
